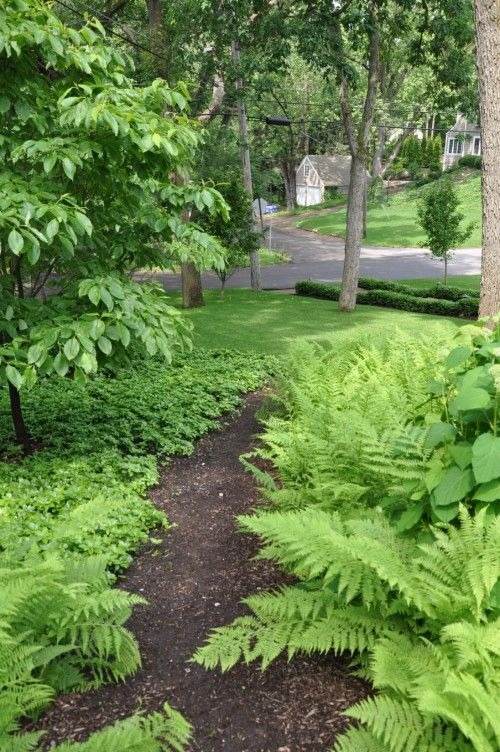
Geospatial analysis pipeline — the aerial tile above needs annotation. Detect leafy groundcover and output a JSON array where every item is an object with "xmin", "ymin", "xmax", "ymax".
[{"xmin": 0, "ymin": 348, "xmax": 273, "ymax": 751}]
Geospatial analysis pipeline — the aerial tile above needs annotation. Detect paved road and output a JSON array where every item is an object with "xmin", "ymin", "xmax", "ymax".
[{"xmin": 151, "ymin": 210, "xmax": 481, "ymax": 292}]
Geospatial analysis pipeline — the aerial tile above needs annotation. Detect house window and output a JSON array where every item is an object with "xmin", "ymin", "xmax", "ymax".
[
  {"xmin": 448, "ymin": 138, "xmax": 463, "ymax": 155},
  {"xmin": 473, "ymin": 136, "xmax": 481, "ymax": 155},
  {"xmin": 304, "ymin": 163, "xmax": 310, "ymax": 179}
]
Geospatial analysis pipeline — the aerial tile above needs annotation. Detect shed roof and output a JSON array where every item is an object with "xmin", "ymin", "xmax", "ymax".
[{"xmin": 304, "ymin": 155, "xmax": 353, "ymax": 186}]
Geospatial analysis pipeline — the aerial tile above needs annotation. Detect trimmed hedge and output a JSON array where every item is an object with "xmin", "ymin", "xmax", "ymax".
[
  {"xmin": 295, "ymin": 279, "xmax": 478, "ymax": 319},
  {"xmin": 360, "ymin": 288, "xmax": 478, "ymax": 318},
  {"xmin": 295, "ymin": 280, "xmax": 341, "ymax": 300},
  {"xmin": 357, "ymin": 277, "xmax": 479, "ymax": 301}
]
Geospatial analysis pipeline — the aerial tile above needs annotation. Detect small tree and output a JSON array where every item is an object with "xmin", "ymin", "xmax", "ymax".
[
  {"xmin": 417, "ymin": 178, "xmax": 474, "ymax": 284},
  {"xmin": 0, "ymin": 0, "xmax": 226, "ymax": 451},
  {"xmin": 199, "ymin": 177, "xmax": 259, "ymax": 294}
]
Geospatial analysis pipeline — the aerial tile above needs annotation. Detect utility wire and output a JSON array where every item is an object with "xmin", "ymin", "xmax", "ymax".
[{"xmin": 54, "ymin": 0, "xmax": 170, "ymax": 64}]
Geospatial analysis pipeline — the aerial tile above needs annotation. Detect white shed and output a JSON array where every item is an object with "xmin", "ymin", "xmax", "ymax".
[{"xmin": 296, "ymin": 154, "xmax": 352, "ymax": 207}]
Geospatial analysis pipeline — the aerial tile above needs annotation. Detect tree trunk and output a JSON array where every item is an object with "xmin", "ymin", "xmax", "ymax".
[
  {"xmin": 338, "ymin": 13, "xmax": 380, "ymax": 312},
  {"xmin": 181, "ymin": 262, "xmax": 204, "ymax": 308},
  {"xmin": 474, "ymin": 0, "xmax": 500, "ymax": 318},
  {"xmin": 372, "ymin": 126, "xmax": 386, "ymax": 179},
  {"xmin": 362, "ymin": 183, "xmax": 368, "ymax": 239},
  {"xmin": 8, "ymin": 382, "xmax": 31, "ymax": 452},
  {"xmin": 282, "ymin": 162, "xmax": 297, "ymax": 210},
  {"xmin": 444, "ymin": 253, "xmax": 448, "ymax": 285},
  {"xmin": 146, "ymin": 0, "xmax": 162, "ymax": 27},
  {"xmin": 339, "ymin": 155, "xmax": 367, "ymax": 311},
  {"xmin": 231, "ymin": 40, "xmax": 261, "ymax": 292}
]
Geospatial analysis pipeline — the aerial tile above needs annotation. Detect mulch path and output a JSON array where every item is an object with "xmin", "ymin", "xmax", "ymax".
[{"xmin": 35, "ymin": 393, "xmax": 369, "ymax": 751}]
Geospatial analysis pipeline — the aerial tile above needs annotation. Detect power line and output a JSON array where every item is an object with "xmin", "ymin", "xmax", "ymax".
[{"xmin": 54, "ymin": 0, "xmax": 170, "ymax": 64}]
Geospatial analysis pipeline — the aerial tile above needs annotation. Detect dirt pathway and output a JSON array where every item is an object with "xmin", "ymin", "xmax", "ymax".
[{"xmin": 36, "ymin": 394, "xmax": 368, "ymax": 751}]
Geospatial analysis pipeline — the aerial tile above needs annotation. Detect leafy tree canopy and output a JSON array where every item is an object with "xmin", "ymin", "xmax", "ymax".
[{"xmin": 0, "ymin": 0, "xmax": 227, "ymax": 444}]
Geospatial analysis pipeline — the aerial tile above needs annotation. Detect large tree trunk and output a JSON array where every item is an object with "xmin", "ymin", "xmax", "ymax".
[
  {"xmin": 339, "ymin": 156, "xmax": 367, "ymax": 311},
  {"xmin": 181, "ymin": 262, "xmax": 204, "ymax": 308},
  {"xmin": 231, "ymin": 40, "xmax": 261, "ymax": 292},
  {"xmin": 146, "ymin": 0, "xmax": 162, "ymax": 27},
  {"xmin": 281, "ymin": 161, "xmax": 297, "ymax": 210},
  {"xmin": 474, "ymin": 0, "xmax": 500, "ymax": 318},
  {"xmin": 338, "ymin": 15, "xmax": 380, "ymax": 312},
  {"xmin": 8, "ymin": 383, "xmax": 31, "ymax": 452}
]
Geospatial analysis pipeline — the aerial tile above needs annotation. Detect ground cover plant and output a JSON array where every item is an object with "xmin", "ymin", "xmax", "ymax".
[
  {"xmin": 195, "ymin": 322, "xmax": 500, "ymax": 752},
  {"xmin": 0, "ymin": 347, "xmax": 273, "ymax": 751},
  {"xmin": 297, "ymin": 171, "xmax": 481, "ymax": 248}
]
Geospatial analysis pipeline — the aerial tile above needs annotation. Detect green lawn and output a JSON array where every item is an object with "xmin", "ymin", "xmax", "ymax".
[
  {"xmin": 182, "ymin": 289, "xmax": 460, "ymax": 355},
  {"xmin": 297, "ymin": 172, "xmax": 482, "ymax": 248},
  {"xmin": 402, "ymin": 275, "xmax": 480, "ymax": 291}
]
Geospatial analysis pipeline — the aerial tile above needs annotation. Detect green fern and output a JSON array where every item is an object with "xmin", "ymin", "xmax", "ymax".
[{"xmin": 48, "ymin": 703, "xmax": 191, "ymax": 752}]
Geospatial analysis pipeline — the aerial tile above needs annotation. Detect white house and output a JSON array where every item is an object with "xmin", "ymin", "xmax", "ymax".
[
  {"xmin": 296, "ymin": 155, "xmax": 353, "ymax": 206},
  {"xmin": 443, "ymin": 114, "xmax": 481, "ymax": 170}
]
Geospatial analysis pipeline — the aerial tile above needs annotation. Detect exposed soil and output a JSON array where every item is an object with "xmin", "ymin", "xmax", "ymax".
[{"xmin": 35, "ymin": 393, "xmax": 369, "ymax": 751}]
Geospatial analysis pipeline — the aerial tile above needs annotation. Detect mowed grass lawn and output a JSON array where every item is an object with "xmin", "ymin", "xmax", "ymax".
[
  {"xmin": 297, "ymin": 171, "xmax": 482, "ymax": 248},
  {"xmin": 181, "ymin": 289, "xmax": 461, "ymax": 355}
]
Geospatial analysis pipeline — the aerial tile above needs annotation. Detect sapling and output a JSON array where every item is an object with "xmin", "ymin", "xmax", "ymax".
[{"xmin": 417, "ymin": 178, "xmax": 474, "ymax": 284}]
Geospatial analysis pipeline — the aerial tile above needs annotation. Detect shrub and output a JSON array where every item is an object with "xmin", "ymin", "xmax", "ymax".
[
  {"xmin": 295, "ymin": 280, "xmax": 341, "ymax": 301},
  {"xmin": 358, "ymin": 277, "xmax": 479, "ymax": 301},
  {"xmin": 360, "ymin": 289, "xmax": 478, "ymax": 318},
  {"xmin": 295, "ymin": 279, "xmax": 478, "ymax": 318},
  {"xmin": 458, "ymin": 154, "xmax": 482, "ymax": 169}
]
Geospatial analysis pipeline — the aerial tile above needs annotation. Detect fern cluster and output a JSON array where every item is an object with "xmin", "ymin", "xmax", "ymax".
[
  {"xmin": 0, "ymin": 553, "xmax": 144, "ymax": 748},
  {"xmin": 195, "ymin": 326, "xmax": 500, "ymax": 752}
]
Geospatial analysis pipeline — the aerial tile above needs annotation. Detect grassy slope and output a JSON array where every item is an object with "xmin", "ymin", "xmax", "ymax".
[
  {"xmin": 297, "ymin": 171, "xmax": 482, "ymax": 248},
  {"xmin": 183, "ymin": 289, "xmax": 460, "ymax": 355}
]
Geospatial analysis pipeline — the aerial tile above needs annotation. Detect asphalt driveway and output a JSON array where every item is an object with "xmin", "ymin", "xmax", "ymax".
[{"xmin": 150, "ymin": 210, "xmax": 481, "ymax": 292}]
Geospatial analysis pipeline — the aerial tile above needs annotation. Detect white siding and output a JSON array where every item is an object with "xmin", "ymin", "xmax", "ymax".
[{"xmin": 297, "ymin": 185, "xmax": 323, "ymax": 206}]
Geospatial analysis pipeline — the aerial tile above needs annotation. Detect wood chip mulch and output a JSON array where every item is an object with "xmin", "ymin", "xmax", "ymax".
[{"xmin": 34, "ymin": 393, "xmax": 370, "ymax": 751}]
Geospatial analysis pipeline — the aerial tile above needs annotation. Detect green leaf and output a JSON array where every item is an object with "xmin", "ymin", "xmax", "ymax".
[
  {"xmin": 88, "ymin": 286, "xmax": 101, "ymax": 306},
  {"xmin": 62, "ymin": 157, "xmax": 75, "ymax": 180},
  {"xmin": 89, "ymin": 319, "xmax": 105, "ymax": 339},
  {"xmin": 8, "ymin": 228, "xmax": 24, "ymax": 255},
  {"xmin": 100, "ymin": 287, "xmax": 114, "ymax": 311},
  {"xmin": 425, "ymin": 421, "xmax": 456, "ymax": 449},
  {"xmin": 145, "ymin": 335, "xmax": 157, "ymax": 356},
  {"xmin": 473, "ymin": 479, "xmax": 500, "ymax": 503},
  {"xmin": 432, "ymin": 465, "xmax": 475, "ymax": 506},
  {"xmin": 5, "ymin": 365, "xmax": 23, "ymax": 390},
  {"xmin": 97, "ymin": 336, "xmax": 112, "ymax": 355},
  {"xmin": 448, "ymin": 442, "xmax": 472, "ymax": 470},
  {"xmin": 107, "ymin": 279, "xmax": 125, "ymax": 299},
  {"xmin": 43, "ymin": 154, "xmax": 57, "ymax": 173},
  {"xmin": 53, "ymin": 352, "xmax": 69, "ymax": 376},
  {"xmin": 73, "ymin": 211, "xmax": 92, "ymax": 236},
  {"xmin": 395, "ymin": 502, "xmax": 424, "ymax": 533},
  {"xmin": 451, "ymin": 385, "xmax": 491, "ymax": 412},
  {"xmin": 0, "ymin": 96, "xmax": 11, "ymax": 113},
  {"xmin": 117, "ymin": 323, "xmax": 130, "ymax": 347},
  {"xmin": 27, "ymin": 344, "xmax": 44, "ymax": 365},
  {"xmin": 78, "ymin": 351, "xmax": 97, "ymax": 374},
  {"xmin": 45, "ymin": 219, "xmax": 59, "ymax": 241},
  {"xmin": 63, "ymin": 337, "xmax": 80, "ymax": 361},
  {"xmin": 432, "ymin": 501, "xmax": 459, "ymax": 523},
  {"xmin": 472, "ymin": 433, "xmax": 500, "ymax": 483},
  {"xmin": 26, "ymin": 243, "xmax": 41, "ymax": 265},
  {"xmin": 444, "ymin": 345, "xmax": 472, "ymax": 370}
]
